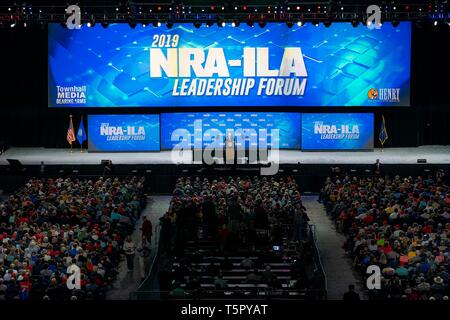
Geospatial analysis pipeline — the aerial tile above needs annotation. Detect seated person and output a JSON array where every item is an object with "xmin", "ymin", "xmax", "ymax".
[
  {"xmin": 214, "ymin": 274, "xmax": 228, "ymax": 289},
  {"xmin": 246, "ymin": 269, "xmax": 262, "ymax": 284},
  {"xmin": 240, "ymin": 256, "xmax": 254, "ymax": 269}
]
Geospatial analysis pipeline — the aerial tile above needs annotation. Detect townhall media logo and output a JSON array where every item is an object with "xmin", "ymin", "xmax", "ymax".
[{"xmin": 169, "ymin": 119, "xmax": 280, "ymax": 175}]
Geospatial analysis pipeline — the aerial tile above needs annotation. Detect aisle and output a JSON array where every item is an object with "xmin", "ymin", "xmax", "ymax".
[
  {"xmin": 303, "ymin": 195, "xmax": 366, "ymax": 300},
  {"xmin": 106, "ymin": 195, "xmax": 171, "ymax": 300}
]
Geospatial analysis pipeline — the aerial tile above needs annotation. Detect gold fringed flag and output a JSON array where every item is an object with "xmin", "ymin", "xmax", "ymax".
[
  {"xmin": 379, "ymin": 115, "xmax": 388, "ymax": 148},
  {"xmin": 67, "ymin": 115, "xmax": 76, "ymax": 146}
]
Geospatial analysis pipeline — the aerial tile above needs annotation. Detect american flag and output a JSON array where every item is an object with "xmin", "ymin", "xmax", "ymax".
[{"xmin": 67, "ymin": 116, "xmax": 76, "ymax": 145}]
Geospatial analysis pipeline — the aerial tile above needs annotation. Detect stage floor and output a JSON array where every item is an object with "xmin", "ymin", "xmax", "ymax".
[{"xmin": 0, "ymin": 146, "xmax": 449, "ymax": 165}]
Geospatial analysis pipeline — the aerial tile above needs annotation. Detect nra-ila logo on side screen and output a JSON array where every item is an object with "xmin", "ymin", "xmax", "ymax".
[{"xmin": 368, "ymin": 87, "xmax": 400, "ymax": 103}]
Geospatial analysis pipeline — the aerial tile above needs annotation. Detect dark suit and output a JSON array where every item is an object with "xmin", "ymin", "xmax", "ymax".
[{"xmin": 374, "ymin": 162, "xmax": 382, "ymax": 174}]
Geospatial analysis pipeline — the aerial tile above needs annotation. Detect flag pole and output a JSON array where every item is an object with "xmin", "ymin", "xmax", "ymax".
[
  {"xmin": 79, "ymin": 115, "xmax": 83, "ymax": 153},
  {"xmin": 70, "ymin": 115, "xmax": 73, "ymax": 154},
  {"xmin": 80, "ymin": 115, "xmax": 83, "ymax": 154}
]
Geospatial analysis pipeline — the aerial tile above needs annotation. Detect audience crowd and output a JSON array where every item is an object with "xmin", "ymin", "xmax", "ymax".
[
  {"xmin": 162, "ymin": 176, "xmax": 310, "ymax": 254},
  {"xmin": 322, "ymin": 173, "xmax": 450, "ymax": 300},
  {"xmin": 156, "ymin": 176, "xmax": 323, "ymax": 299},
  {"xmin": 0, "ymin": 176, "xmax": 146, "ymax": 300}
]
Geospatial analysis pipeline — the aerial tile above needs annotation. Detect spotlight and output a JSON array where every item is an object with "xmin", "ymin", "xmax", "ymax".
[
  {"xmin": 433, "ymin": 20, "xmax": 438, "ymax": 27},
  {"xmin": 258, "ymin": 20, "xmax": 266, "ymax": 28},
  {"xmin": 286, "ymin": 21, "xmax": 294, "ymax": 28},
  {"xmin": 446, "ymin": 19, "xmax": 450, "ymax": 27},
  {"xmin": 232, "ymin": 19, "xmax": 240, "ymax": 27},
  {"xmin": 166, "ymin": 21, "xmax": 173, "ymax": 28},
  {"xmin": 128, "ymin": 21, "xmax": 137, "ymax": 29},
  {"xmin": 10, "ymin": 21, "xmax": 16, "ymax": 28},
  {"xmin": 142, "ymin": 23, "xmax": 147, "ymax": 28},
  {"xmin": 194, "ymin": 21, "xmax": 201, "ymax": 28},
  {"xmin": 153, "ymin": 21, "xmax": 161, "ymax": 27},
  {"xmin": 351, "ymin": 19, "xmax": 359, "ymax": 27},
  {"xmin": 217, "ymin": 20, "xmax": 225, "ymax": 27},
  {"xmin": 101, "ymin": 21, "xmax": 109, "ymax": 29},
  {"xmin": 312, "ymin": 21, "xmax": 319, "ymax": 27},
  {"xmin": 206, "ymin": 20, "xmax": 214, "ymax": 28},
  {"xmin": 297, "ymin": 21, "xmax": 303, "ymax": 27},
  {"xmin": 247, "ymin": 20, "xmax": 254, "ymax": 27},
  {"xmin": 391, "ymin": 19, "xmax": 400, "ymax": 27}
]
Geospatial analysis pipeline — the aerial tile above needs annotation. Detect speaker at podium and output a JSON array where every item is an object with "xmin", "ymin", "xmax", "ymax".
[{"xmin": 225, "ymin": 130, "xmax": 235, "ymax": 164}]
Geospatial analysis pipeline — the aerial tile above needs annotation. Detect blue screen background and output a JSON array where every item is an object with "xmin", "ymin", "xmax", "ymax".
[
  {"xmin": 161, "ymin": 112, "xmax": 301, "ymax": 149},
  {"xmin": 88, "ymin": 114, "xmax": 160, "ymax": 151},
  {"xmin": 301, "ymin": 113, "xmax": 374, "ymax": 150},
  {"xmin": 48, "ymin": 22, "xmax": 410, "ymax": 107}
]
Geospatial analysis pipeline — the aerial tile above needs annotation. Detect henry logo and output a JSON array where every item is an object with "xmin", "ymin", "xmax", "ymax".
[
  {"xmin": 367, "ymin": 88, "xmax": 379, "ymax": 100},
  {"xmin": 368, "ymin": 87, "xmax": 400, "ymax": 103}
]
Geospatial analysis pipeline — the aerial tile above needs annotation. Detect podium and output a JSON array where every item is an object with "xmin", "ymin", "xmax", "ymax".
[{"xmin": 225, "ymin": 132, "xmax": 235, "ymax": 164}]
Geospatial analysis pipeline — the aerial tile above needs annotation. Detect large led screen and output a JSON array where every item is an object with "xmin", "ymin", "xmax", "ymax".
[
  {"xmin": 88, "ymin": 114, "xmax": 160, "ymax": 152},
  {"xmin": 301, "ymin": 113, "xmax": 374, "ymax": 150},
  {"xmin": 48, "ymin": 22, "xmax": 411, "ymax": 107},
  {"xmin": 161, "ymin": 112, "xmax": 301, "ymax": 150}
]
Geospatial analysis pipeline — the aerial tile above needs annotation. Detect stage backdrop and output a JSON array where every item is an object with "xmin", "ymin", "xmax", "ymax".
[
  {"xmin": 48, "ymin": 22, "xmax": 410, "ymax": 107},
  {"xmin": 301, "ymin": 113, "xmax": 374, "ymax": 150},
  {"xmin": 161, "ymin": 112, "xmax": 301, "ymax": 150},
  {"xmin": 88, "ymin": 114, "xmax": 160, "ymax": 152}
]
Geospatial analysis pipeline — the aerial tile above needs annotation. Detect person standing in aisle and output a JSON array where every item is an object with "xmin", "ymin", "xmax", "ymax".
[{"xmin": 123, "ymin": 235, "xmax": 136, "ymax": 272}]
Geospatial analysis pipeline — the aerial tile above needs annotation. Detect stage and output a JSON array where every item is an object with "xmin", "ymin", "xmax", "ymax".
[{"xmin": 1, "ymin": 145, "xmax": 449, "ymax": 165}]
